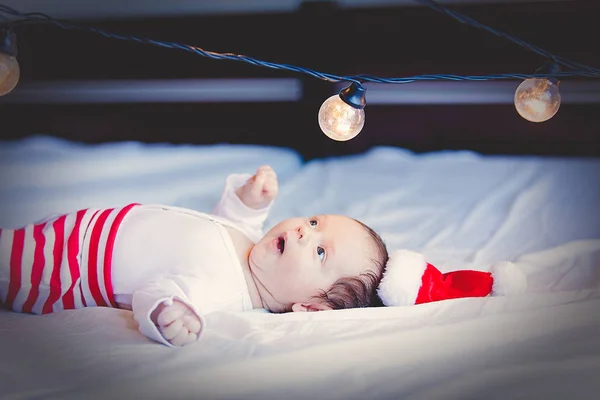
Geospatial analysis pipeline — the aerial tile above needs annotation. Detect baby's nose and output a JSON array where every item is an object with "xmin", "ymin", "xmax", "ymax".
[{"xmin": 296, "ymin": 225, "xmax": 305, "ymax": 240}]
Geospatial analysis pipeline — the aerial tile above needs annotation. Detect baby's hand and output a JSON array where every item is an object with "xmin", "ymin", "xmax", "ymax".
[
  {"xmin": 155, "ymin": 299, "xmax": 202, "ymax": 347},
  {"xmin": 235, "ymin": 165, "xmax": 279, "ymax": 209}
]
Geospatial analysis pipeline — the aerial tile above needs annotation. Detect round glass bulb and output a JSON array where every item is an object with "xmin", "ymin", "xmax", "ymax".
[
  {"xmin": 0, "ymin": 52, "xmax": 20, "ymax": 96},
  {"xmin": 514, "ymin": 78, "xmax": 561, "ymax": 123},
  {"xmin": 318, "ymin": 94, "xmax": 365, "ymax": 141}
]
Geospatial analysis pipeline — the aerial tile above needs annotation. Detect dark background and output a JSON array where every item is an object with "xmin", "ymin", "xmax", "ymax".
[{"xmin": 1, "ymin": 0, "xmax": 599, "ymax": 160}]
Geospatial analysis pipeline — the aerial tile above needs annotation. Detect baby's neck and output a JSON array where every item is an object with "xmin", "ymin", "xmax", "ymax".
[{"xmin": 223, "ymin": 226, "xmax": 265, "ymax": 310}]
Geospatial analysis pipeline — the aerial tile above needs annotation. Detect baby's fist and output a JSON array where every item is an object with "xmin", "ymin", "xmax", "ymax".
[
  {"xmin": 236, "ymin": 165, "xmax": 279, "ymax": 209},
  {"xmin": 155, "ymin": 299, "xmax": 202, "ymax": 347}
]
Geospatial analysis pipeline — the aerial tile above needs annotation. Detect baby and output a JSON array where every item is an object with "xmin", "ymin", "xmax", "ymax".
[{"xmin": 0, "ymin": 165, "xmax": 389, "ymax": 347}]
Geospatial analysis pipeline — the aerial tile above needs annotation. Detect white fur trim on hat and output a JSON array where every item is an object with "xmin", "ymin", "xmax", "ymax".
[
  {"xmin": 377, "ymin": 249, "xmax": 428, "ymax": 306},
  {"xmin": 491, "ymin": 261, "xmax": 528, "ymax": 296}
]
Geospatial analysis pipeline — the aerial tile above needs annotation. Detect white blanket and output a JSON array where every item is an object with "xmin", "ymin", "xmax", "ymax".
[{"xmin": 1, "ymin": 136, "xmax": 599, "ymax": 399}]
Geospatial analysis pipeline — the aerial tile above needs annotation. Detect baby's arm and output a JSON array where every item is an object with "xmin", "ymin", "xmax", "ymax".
[
  {"xmin": 212, "ymin": 165, "xmax": 278, "ymax": 234},
  {"xmin": 132, "ymin": 276, "xmax": 205, "ymax": 347},
  {"xmin": 151, "ymin": 299, "xmax": 201, "ymax": 347},
  {"xmin": 234, "ymin": 165, "xmax": 278, "ymax": 210}
]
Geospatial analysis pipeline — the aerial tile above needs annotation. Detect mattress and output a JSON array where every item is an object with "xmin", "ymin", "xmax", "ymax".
[{"xmin": 1, "ymin": 135, "xmax": 599, "ymax": 399}]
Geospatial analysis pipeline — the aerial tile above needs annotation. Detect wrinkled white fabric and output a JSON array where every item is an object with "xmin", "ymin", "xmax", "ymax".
[{"xmin": 1, "ymin": 136, "xmax": 599, "ymax": 399}]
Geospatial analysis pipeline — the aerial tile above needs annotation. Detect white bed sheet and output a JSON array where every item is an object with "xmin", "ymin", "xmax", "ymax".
[{"xmin": 1, "ymin": 135, "xmax": 599, "ymax": 399}]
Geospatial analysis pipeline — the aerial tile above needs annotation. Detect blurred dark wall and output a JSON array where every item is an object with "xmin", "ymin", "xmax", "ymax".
[{"xmin": 1, "ymin": 0, "xmax": 599, "ymax": 160}]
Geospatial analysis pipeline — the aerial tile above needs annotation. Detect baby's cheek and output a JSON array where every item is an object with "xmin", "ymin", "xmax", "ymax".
[{"xmin": 288, "ymin": 267, "xmax": 321, "ymax": 294}]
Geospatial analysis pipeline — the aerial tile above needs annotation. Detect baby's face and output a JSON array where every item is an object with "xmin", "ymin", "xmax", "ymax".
[{"xmin": 248, "ymin": 214, "xmax": 376, "ymax": 310}]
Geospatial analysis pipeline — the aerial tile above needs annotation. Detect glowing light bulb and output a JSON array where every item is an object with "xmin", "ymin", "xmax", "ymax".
[
  {"xmin": 0, "ymin": 52, "xmax": 20, "ymax": 96},
  {"xmin": 318, "ymin": 82, "xmax": 367, "ymax": 141},
  {"xmin": 514, "ymin": 78, "xmax": 561, "ymax": 123},
  {"xmin": 318, "ymin": 95, "xmax": 365, "ymax": 141},
  {"xmin": 0, "ymin": 29, "xmax": 19, "ymax": 96}
]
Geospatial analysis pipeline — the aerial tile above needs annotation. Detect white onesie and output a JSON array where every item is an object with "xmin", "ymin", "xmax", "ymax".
[
  {"xmin": 0, "ymin": 173, "xmax": 270, "ymax": 347},
  {"xmin": 113, "ymin": 173, "xmax": 270, "ymax": 346}
]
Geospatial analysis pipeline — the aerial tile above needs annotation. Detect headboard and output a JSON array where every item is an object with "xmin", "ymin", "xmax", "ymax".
[{"xmin": 1, "ymin": 0, "xmax": 598, "ymax": 160}]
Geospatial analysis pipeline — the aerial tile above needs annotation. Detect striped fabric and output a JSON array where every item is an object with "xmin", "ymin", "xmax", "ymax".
[{"xmin": 0, "ymin": 204, "xmax": 138, "ymax": 314}]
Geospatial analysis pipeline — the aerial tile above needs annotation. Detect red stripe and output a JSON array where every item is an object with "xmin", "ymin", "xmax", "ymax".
[
  {"xmin": 42, "ymin": 216, "xmax": 66, "ymax": 314},
  {"xmin": 62, "ymin": 209, "xmax": 87, "ymax": 310},
  {"xmin": 5, "ymin": 228, "xmax": 25, "ymax": 309},
  {"xmin": 87, "ymin": 209, "xmax": 114, "ymax": 307},
  {"xmin": 81, "ymin": 210, "xmax": 100, "ymax": 308},
  {"xmin": 103, "ymin": 204, "xmax": 138, "ymax": 308},
  {"xmin": 21, "ymin": 223, "xmax": 47, "ymax": 313}
]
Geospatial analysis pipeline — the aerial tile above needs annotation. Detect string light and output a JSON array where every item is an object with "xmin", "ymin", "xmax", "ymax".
[
  {"xmin": 0, "ymin": 1, "xmax": 598, "ymax": 139},
  {"xmin": 318, "ymin": 82, "xmax": 366, "ymax": 141},
  {"xmin": 514, "ymin": 62, "xmax": 561, "ymax": 123},
  {"xmin": 0, "ymin": 27, "xmax": 19, "ymax": 96}
]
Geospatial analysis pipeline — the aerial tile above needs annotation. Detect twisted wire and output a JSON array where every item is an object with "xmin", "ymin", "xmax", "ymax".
[
  {"xmin": 414, "ymin": 0, "xmax": 600, "ymax": 74},
  {"xmin": 1, "ymin": 1, "xmax": 598, "ymax": 87}
]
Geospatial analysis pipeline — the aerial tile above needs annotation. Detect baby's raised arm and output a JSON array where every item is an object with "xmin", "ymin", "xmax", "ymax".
[
  {"xmin": 211, "ymin": 165, "xmax": 278, "ymax": 239},
  {"xmin": 234, "ymin": 165, "xmax": 279, "ymax": 210}
]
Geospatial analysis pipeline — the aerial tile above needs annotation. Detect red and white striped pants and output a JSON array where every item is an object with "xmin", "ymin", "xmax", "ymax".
[{"xmin": 0, "ymin": 204, "xmax": 138, "ymax": 314}]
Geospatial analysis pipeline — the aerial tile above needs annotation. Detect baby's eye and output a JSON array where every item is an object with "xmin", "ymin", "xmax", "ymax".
[
  {"xmin": 309, "ymin": 219, "xmax": 318, "ymax": 228},
  {"xmin": 317, "ymin": 246, "xmax": 326, "ymax": 262}
]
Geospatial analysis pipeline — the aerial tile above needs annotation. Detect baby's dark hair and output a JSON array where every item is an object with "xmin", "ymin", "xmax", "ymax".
[{"xmin": 311, "ymin": 219, "xmax": 389, "ymax": 309}]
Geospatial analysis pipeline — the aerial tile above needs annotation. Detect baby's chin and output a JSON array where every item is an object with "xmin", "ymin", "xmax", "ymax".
[
  {"xmin": 247, "ymin": 247, "xmax": 261, "ymax": 271},
  {"xmin": 248, "ymin": 245, "xmax": 272, "ymax": 273}
]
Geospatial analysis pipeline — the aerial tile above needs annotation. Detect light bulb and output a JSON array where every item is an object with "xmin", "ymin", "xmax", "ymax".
[
  {"xmin": 318, "ymin": 94, "xmax": 365, "ymax": 141},
  {"xmin": 514, "ymin": 78, "xmax": 561, "ymax": 123},
  {"xmin": 0, "ymin": 29, "xmax": 20, "ymax": 97},
  {"xmin": 0, "ymin": 52, "xmax": 20, "ymax": 96}
]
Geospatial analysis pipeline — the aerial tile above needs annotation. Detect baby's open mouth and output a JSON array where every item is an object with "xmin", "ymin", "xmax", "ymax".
[{"xmin": 277, "ymin": 236, "xmax": 285, "ymax": 254}]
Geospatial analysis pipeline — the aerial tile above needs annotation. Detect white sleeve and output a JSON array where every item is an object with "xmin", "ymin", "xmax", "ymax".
[
  {"xmin": 211, "ymin": 173, "xmax": 273, "ymax": 237},
  {"xmin": 131, "ymin": 276, "xmax": 206, "ymax": 348}
]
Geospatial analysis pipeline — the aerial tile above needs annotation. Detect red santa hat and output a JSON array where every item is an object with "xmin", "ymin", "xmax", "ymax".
[{"xmin": 377, "ymin": 249, "xmax": 528, "ymax": 307}]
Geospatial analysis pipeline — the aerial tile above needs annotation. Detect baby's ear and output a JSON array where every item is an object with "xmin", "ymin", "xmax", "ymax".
[{"xmin": 291, "ymin": 302, "xmax": 332, "ymax": 312}]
